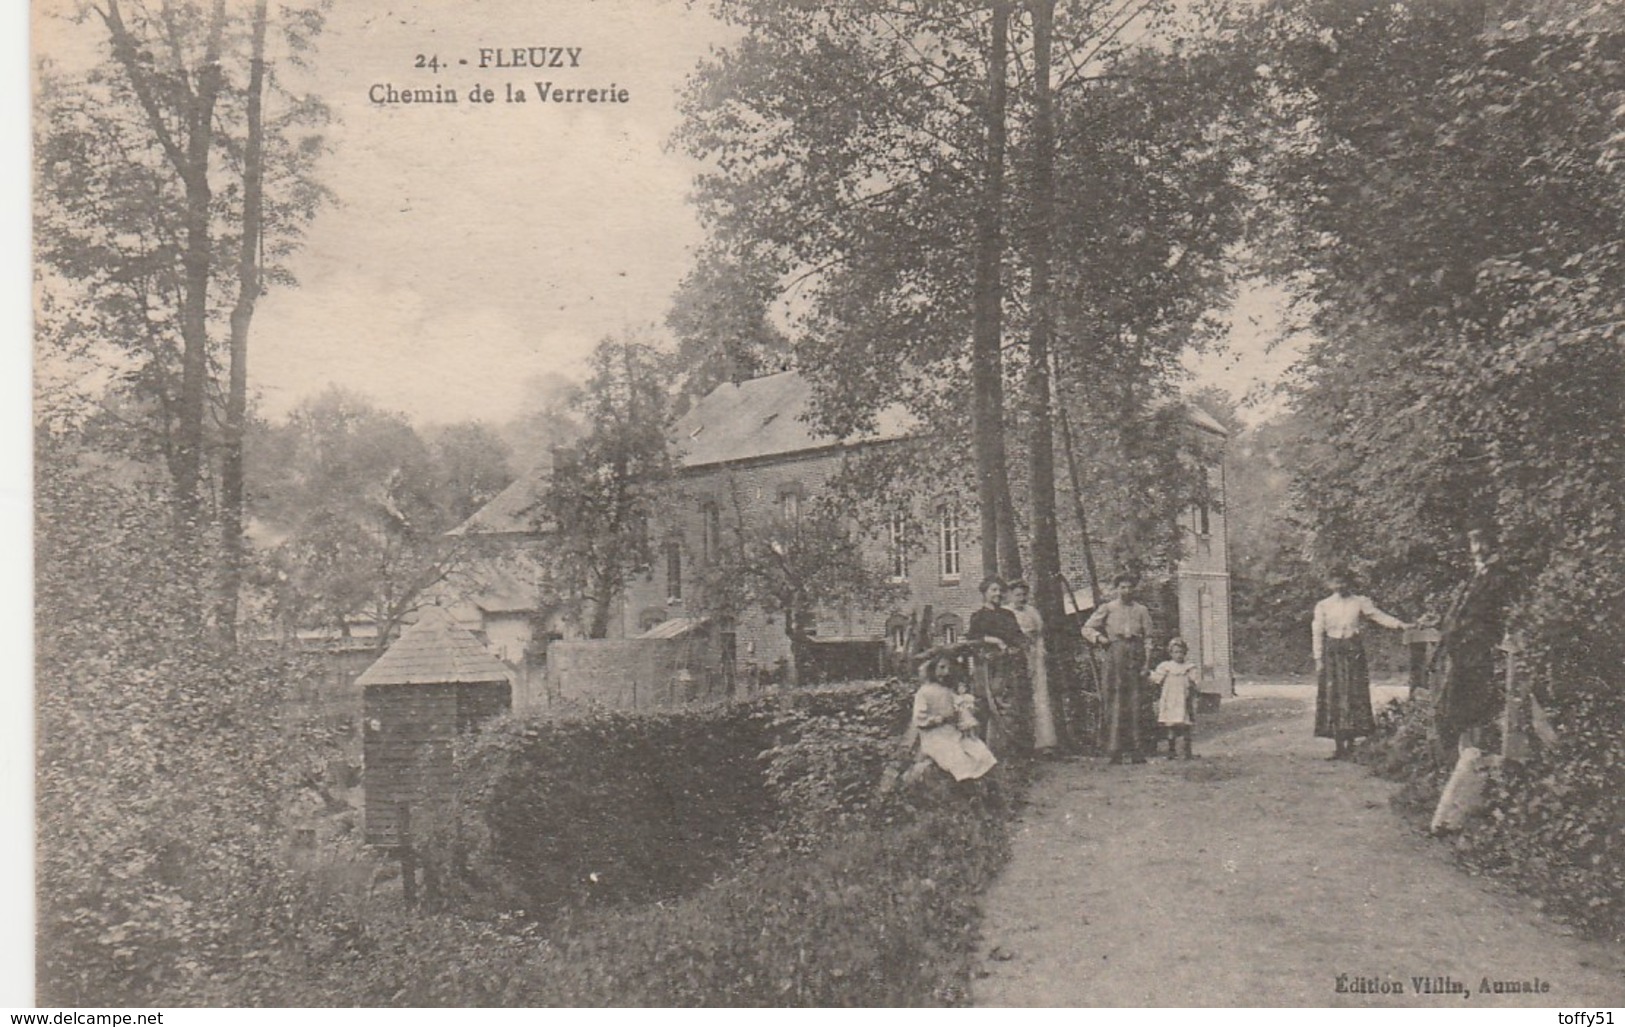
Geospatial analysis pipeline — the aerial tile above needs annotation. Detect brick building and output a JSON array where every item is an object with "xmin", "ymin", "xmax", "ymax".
[{"xmin": 617, "ymin": 371, "xmax": 1234, "ymax": 695}]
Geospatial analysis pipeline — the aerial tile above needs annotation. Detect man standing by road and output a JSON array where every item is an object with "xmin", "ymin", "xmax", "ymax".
[{"xmin": 1082, "ymin": 572, "xmax": 1155, "ymax": 764}]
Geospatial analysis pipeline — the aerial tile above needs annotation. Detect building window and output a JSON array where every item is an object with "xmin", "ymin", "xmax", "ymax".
[
  {"xmin": 885, "ymin": 613, "xmax": 910, "ymax": 652},
  {"xmin": 888, "ymin": 511, "xmax": 909, "ymax": 581},
  {"xmin": 938, "ymin": 504, "xmax": 960, "ymax": 581},
  {"xmin": 779, "ymin": 488, "xmax": 801, "ymax": 524},
  {"xmin": 665, "ymin": 540, "xmax": 682, "ymax": 601},
  {"xmin": 935, "ymin": 612, "xmax": 962, "ymax": 645},
  {"xmin": 628, "ymin": 512, "xmax": 652, "ymax": 576},
  {"xmin": 701, "ymin": 501, "xmax": 722, "ymax": 563},
  {"xmin": 1192, "ymin": 501, "xmax": 1211, "ymax": 537}
]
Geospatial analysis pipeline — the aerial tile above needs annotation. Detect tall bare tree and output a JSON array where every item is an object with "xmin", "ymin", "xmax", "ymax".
[{"xmin": 37, "ymin": 0, "xmax": 330, "ymax": 635}]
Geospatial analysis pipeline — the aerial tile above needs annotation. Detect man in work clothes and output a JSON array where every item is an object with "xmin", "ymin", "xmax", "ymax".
[{"xmin": 1082, "ymin": 573, "xmax": 1155, "ymax": 764}]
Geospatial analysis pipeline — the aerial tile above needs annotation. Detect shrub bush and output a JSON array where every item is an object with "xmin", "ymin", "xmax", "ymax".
[
  {"xmin": 35, "ymin": 452, "xmax": 344, "ymax": 1005},
  {"xmin": 283, "ymin": 785, "xmax": 1010, "ymax": 1007},
  {"xmin": 758, "ymin": 679, "xmax": 916, "ymax": 845},
  {"xmin": 1359, "ymin": 695, "xmax": 1450, "ymax": 819},
  {"xmin": 433, "ymin": 701, "xmax": 777, "ymax": 914},
  {"xmin": 1455, "ymin": 682, "xmax": 1625, "ymax": 942},
  {"xmin": 428, "ymin": 679, "xmax": 919, "ymax": 914},
  {"xmin": 509, "ymin": 797, "xmax": 1010, "ymax": 1006},
  {"xmin": 1361, "ymin": 686, "xmax": 1625, "ymax": 943},
  {"xmin": 320, "ymin": 676, "xmax": 1016, "ymax": 1006}
]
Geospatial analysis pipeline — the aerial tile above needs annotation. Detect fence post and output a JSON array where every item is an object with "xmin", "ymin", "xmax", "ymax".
[
  {"xmin": 397, "ymin": 802, "xmax": 418, "ymax": 907},
  {"xmin": 1404, "ymin": 626, "xmax": 1441, "ymax": 700},
  {"xmin": 1500, "ymin": 631, "xmax": 1530, "ymax": 763}
]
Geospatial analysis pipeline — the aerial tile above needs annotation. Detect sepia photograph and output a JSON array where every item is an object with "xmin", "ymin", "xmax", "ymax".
[{"xmin": 26, "ymin": 0, "xmax": 1625, "ymax": 1010}]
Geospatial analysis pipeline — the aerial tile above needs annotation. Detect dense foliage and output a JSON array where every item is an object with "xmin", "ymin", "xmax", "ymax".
[
  {"xmin": 1256, "ymin": 0, "xmax": 1625, "ymax": 618},
  {"xmin": 38, "ymin": 466, "xmax": 1010, "ymax": 1009},
  {"xmin": 426, "ymin": 680, "xmax": 917, "ymax": 914},
  {"xmin": 434, "ymin": 702, "xmax": 777, "ymax": 914},
  {"xmin": 248, "ymin": 387, "xmax": 516, "ymax": 643},
  {"xmin": 1363, "ymin": 688, "xmax": 1625, "ymax": 943},
  {"xmin": 542, "ymin": 334, "xmax": 679, "ymax": 638},
  {"xmin": 1249, "ymin": 1, "xmax": 1625, "ymax": 937},
  {"xmin": 35, "ymin": 437, "xmax": 339, "ymax": 1005},
  {"xmin": 240, "ymin": 680, "xmax": 1007, "ymax": 1007},
  {"xmin": 273, "ymin": 795, "xmax": 1008, "ymax": 1007}
]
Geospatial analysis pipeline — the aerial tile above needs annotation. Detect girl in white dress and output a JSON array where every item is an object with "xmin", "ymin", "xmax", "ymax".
[
  {"xmin": 1152, "ymin": 638, "xmax": 1200, "ymax": 759},
  {"xmin": 911, "ymin": 655, "xmax": 998, "ymax": 782}
]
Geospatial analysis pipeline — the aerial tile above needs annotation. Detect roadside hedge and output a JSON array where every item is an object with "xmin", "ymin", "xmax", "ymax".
[
  {"xmin": 276, "ymin": 678, "xmax": 1013, "ymax": 1006},
  {"xmin": 1363, "ymin": 683, "xmax": 1625, "ymax": 943},
  {"xmin": 276, "ymin": 787, "xmax": 1008, "ymax": 1007},
  {"xmin": 513, "ymin": 799, "xmax": 1008, "ymax": 1006},
  {"xmin": 424, "ymin": 679, "xmax": 917, "ymax": 914},
  {"xmin": 1455, "ymin": 683, "xmax": 1625, "ymax": 941}
]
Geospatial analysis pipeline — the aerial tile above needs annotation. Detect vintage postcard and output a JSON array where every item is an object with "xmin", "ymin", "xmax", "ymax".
[{"xmin": 28, "ymin": 0, "xmax": 1625, "ymax": 1013}]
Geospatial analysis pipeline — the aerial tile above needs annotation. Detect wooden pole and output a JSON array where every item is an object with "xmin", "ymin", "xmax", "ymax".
[
  {"xmin": 1054, "ymin": 378, "xmax": 1104, "ymax": 608},
  {"xmin": 1501, "ymin": 632, "xmax": 1530, "ymax": 762},
  {"xmin": 398, "ymin": 802, "xmax": 417, "ymax": 907}
]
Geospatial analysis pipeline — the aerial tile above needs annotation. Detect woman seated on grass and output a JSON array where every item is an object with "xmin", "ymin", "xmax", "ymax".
[{"xmin": 910, "ymin": 651, "xmax": 998, "ymax": 782}]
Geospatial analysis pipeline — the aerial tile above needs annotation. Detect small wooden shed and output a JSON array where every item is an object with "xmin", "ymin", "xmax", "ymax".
[{"xmin": 358, "ymin": 608, "xmax": 513, "ymax": 848}]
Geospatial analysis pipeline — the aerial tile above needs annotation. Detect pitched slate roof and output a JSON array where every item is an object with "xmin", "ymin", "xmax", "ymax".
[
  {"xmin": 669, "ymin": 370, "xmax": 915, "ymax": 469},
  {"xmin": 468, "ymin": 566, "xmax": 543, "ymax": 614},
  {"xmin": 354, "ymin": 607, "xmax": 513, "ymax": 687},
  {"xmin": 449, "ymin": 454, "xmax": 555, "ymax": 536},
  {"xmin": 449, "ymin": 372, "xmax": 1228, "ymax": 540}
]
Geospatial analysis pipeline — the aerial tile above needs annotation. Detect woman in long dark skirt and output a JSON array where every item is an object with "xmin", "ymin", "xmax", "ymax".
[
  {"xmin": 968, "ymin": 577, "xmax": 1029, "ymax": 755},
  {"xmin": 1312, "ymin": 566, "xmax": 1410, "ymax": 760},
  {"xmin": 1081, "ymin": 573, "xmax": 1155, "ymax": 764}
]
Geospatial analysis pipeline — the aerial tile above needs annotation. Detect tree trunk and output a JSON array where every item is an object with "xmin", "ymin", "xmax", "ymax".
[
  {"xmin": 1024, "ymin": 0, "xmax": 1070, "ymax": 696},
  {"xmin": 1055, "ymin": 366, "xmax": 1104, "ymax": 607},
  {"xmin": 785, "ymin": 617, "xmax": 803, "ymax": 689},
  {"xmin": 218, "ymin": 0, "xmax": 270, "ymax": 644},
  {"xmin": 972, "ymin": 2, "xmax": 1021, "ymax": 584},
  {"xmin": 588, "ymin": 586, "xmax": 614, "ymax": 639},
  {"xmin": 997, "ymin": 488, "xmax": 1023, "ymax": 581},
  {"xmin": 100, "ymin": 0, "xmax": 228, "ymax": 536}
]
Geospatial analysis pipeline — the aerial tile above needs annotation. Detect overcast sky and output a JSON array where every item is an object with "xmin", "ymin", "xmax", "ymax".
[
  {"xmin": 241, "ymin": 0, "xmax": 732, "ymax": 424},
  {"xmin": 33, "ymin": 0, "xmax": 1301, "ymax": 429}
]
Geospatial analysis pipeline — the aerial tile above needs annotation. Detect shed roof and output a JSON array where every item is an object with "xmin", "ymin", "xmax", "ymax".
[
  {"xmin": 1181, "ymin": 402, "xmax": 1229, "ymax": 437},
  {"xmin": 636, "ymin": 616, "xmax": 709, "ymax": 640},
  {"xmin": 355, "ymin": 607, "xmax": 513, "ymax": 687}
]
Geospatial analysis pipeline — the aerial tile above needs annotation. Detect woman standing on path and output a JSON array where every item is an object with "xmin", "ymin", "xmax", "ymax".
[
  {"xmin": 969, "ymin": 578, "xmax": 1028, "ymax": 754},
  {"xmin": 1008, "ymin": 580, "xmax": 1058, "ymax": 754},
  {"xmin": 1313, "ymin": 566, "xmax": 1410, "ymax": 760},
  {"xmin": 1081, "ymin": 572, "xmax": 1154, "ymax": 764}
]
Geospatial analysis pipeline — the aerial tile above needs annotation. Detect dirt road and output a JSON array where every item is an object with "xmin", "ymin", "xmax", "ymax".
[{"xmin": 974, "ymin": 680, "xmax": 1625, "ymax": 1007}]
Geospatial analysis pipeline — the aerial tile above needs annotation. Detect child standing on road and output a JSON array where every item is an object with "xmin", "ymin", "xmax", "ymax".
[{"xmin": 1152, "ymin": 638, "xmax": 1201, "ymax": 759}]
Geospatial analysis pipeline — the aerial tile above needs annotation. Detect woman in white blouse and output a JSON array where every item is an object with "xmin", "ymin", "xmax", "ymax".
[{"xmin": 1312, "ymin": 567, "xmax": 1410, "ymax": 760}]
